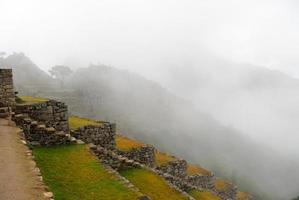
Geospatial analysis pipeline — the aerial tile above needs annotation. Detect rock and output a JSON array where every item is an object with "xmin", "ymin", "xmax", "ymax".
[
  {"xmin": 138, "ymin": 195, "xmax": 151, "ymax": 200},
  {"xmin": 76, "ymin": 139, "xmax": 85, "ymax": 144},
  {"xmin": 43, "ymin": 192, "xmax": 54, "ymax": 198}
]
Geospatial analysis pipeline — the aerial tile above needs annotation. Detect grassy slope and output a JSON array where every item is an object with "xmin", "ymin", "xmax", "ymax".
[
  {"xmin": 19, "ymin": 96, "xmax": 49, "ymax": 104},
  {"xmin": 33, "ymin": 144, "xmax": 140, "ymax": 200},
  {"xmin": 120, "ymin": 168, "xmax": 188, "ymax": 200},
  {"xmin": 187, "ymin": 164, "xmax": 212, "ymax": 176},
  {"xmin": 188, "ymin": 190, "xmax": 220, "ymax": 200},
  {"xmin": 214, "ymin": 179, "xmax": 232, "ymax": 192},
  {"xmin": 115, "ymin": 135, "xmax": 145, "ymax": 152},
  {"xmin": 69, "ymin": 116, "xmax": 101, "ymax": 130},
  {"xmin": 155, "ymin": 151, "xmax": 176, "ymax": 166},
  {"xmin": 237, "ymin": 191, "xmax": 251, "ymax": 200}
]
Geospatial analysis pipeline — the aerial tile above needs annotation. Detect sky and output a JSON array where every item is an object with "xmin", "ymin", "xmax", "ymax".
[{"xmin": 1, "ymin": 0, "xmax": 299, "ymax": 78}]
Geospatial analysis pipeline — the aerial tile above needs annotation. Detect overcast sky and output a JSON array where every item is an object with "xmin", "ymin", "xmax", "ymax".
[{"xmin": 1, "ymin": 0, "xmax": 299, "ymax": 78}]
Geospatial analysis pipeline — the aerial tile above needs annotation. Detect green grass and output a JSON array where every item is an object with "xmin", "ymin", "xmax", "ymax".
[
  {"xmin": 187, "ymin": 164, "xmax": 212, "ymax": 176},
  {"xmin": 18, "ymin": 96, "xmax": 49, "ymax": 104},
  {"xmin": 33, "ymin": 144, "xmax": 140, "ymax": 200},
  {"xmin": 69, "ymin": 116, "xmax": 102, "ymax": 130},
  {"xmin": 188, "ymin": 189, "xmax": 220, "ymax": 200},
  {"xmin": 120, "ymin": 168, "xmax": 188, "ymax": 200},
  {"xmin": 116, "ymin": 135, "xmax": 145, "ymax": 152},
  {"xmin": 155, "ymin": 151, "xmax": 176, "ymax": 166}
]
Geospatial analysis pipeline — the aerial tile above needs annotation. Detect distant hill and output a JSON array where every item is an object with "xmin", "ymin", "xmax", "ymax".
[
  {"xmin": 0, "ymin": 52, "xmax": 55, "ymax": 94},
  {"xmin": 161, "ymin": 58, "xmax": 299, "ymax": 155},
  {"xmin": 2, "ymin": 52, "xmax": 299, "ymax": 200}
]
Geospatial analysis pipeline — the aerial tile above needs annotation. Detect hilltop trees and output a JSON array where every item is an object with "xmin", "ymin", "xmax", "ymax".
[{"xmin": 49, "ymin": 65, "xmax": 73, "ymax": 88}]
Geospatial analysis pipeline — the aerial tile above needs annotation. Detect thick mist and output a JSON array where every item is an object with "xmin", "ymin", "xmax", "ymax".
[{"xmin": 1, "ymin": 0, "xmax": 299, "ymax": 199}]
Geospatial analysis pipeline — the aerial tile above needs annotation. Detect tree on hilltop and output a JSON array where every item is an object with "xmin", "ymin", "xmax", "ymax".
[{"xmin": 49, "ymin": 65, "xmax": 73, "ymax": 88}]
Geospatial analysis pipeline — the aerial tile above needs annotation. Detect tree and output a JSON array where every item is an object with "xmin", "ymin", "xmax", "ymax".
[{"xmin": 49, "ymin": 65, "xmax": 73, "ymax": 88}]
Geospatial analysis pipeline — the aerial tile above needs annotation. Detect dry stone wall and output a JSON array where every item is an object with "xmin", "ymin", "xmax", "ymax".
[
  {"xmin": 187, "ymin": 174, "xmax": 215, "ymax": 190},
  {"xmin": 72, "ymin": 123, "xmax": 116, "ymax": 150},
  {"xmin": 216, "ymin": 186, "xmax": 238, "ymax": 200},
  {"xmin": 0, "ymin": 69, "xmax": 15, "ymax": 117},
  {"xmin": 14, "ymin": 113, "xmax": 71, "ymax": 146},
  {"xmin": 156, "ymin": 159, "xmax": 187, "ymax": 179},
  {"xmin": 117, "ymin": 146, "xmax": 155, "ymax": 167},
  {"xmin": 16, "ymin": 100, "xmax": 69, "ymax": 133}
]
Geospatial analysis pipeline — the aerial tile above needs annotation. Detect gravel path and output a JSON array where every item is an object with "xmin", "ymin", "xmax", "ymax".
[{"xmin": 0, "ymin": 118, "xmax": 47, "ymax": 200}]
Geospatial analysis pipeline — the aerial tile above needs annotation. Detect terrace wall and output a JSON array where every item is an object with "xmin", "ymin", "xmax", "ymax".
[
  {"xmin": 156, "ymin": 159, "xmax": 187, "ymax": 179},
  {"xmin": 14, "ymin": 113, "xmax": 71, "ymax": 146},
  {"xmin": 187, "ymin": 174, "xmax": 215, "ymax": 190},
  {"xmin": 15, "ymin": 100, "xmax": 69, "ymax": 133},
  {"xmin": 72, "ymin": 124, "xmax": 116, "ymax": 150},
  {"xmin": 117, "ymin": 146, "xmax": 156, "ymax": 167}
]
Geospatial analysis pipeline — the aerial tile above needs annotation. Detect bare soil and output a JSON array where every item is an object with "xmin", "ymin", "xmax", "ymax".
[{"xmin": 0, "ymin": 118, "xmax": 47, "ymax": 200}]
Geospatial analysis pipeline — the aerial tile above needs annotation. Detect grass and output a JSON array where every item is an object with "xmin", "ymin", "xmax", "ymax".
[
  {"xmin": 237, "ymin": 191, "xmax": 251, "ymax": 200},
  {"xmin": 116, "ymin": 135, "xmax": 145, "ymax": 152},
  {"xmin": 18, "ymin": 96, "xmax": 49, "ymax": 104},
  {"xmin": 155, "ymin": 151, "xmax": 176, "ymax": 166},
  {"xmin": 188, "ymin": 189, "xmax": 220, "ymax": 200},
  {"xmin": 187, "ymin": 164, "xmax": 212, "ymax": 176},
  {"xmin": 69, "ymin": 116, "xmax": 102, "ymax": 130},
  {"xmin": 120, "ymin": 168, "xmax": 188, "ymax": 200},
  {"xmin": 214, "ymin": 179, "xmax": 233, "ymax": 192},
  {"xmin": 33, "ymin": 144, "xmax": 140, "ymax": 200}
]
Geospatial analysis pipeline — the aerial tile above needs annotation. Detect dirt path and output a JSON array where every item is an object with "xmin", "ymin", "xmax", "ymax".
[{"xmin": 0, "ymin": 118, "xmax": 47, "ymax": 200}]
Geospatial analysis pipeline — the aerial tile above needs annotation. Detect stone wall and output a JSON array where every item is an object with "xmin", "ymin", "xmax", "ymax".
[
  {"xmin": 118, "ymin": 146, "xmax": 155, "ymax": 167},
  {"xmin": 72, "ymin": 123, "xmax": 116, "ymax": 150},
  {"xmin": 16, "ymin": 100, "xmax": 69, "ymax": 133},
  {"xmin": 0, "ymin": 68, "xmax": 15, "ymax": 108},
  {"xmin": 187, "ymin": 174, "xmax": 215, "ymax": 190},
  {"xmin": 156, "ymin": 159, "xmax": 187, "ymax": 179},
  {"xmin": 14, "ymin": 113, "xmax": 71, "ymax": 146},
  {"xmin": 214, "ymin": 181, "xmax": 238, "ymax": 200},
  {"xmin": 91, "ymin": 144, "xmax": 141, "ymax": 170}
]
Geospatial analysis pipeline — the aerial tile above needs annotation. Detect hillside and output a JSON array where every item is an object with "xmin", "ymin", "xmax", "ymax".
[{"xmin": 2, "ymin": 53, "xmax": 299, "ymax": 199}]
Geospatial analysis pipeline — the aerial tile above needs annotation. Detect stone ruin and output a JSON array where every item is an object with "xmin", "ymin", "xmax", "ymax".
[
  {"xmin": 72, "ymin": 123, "xmax": 116, "ymax": 150},
  {"xmin": 0, "ymin": 69, "xmax": 15, "ymax": 118},
  {"xmin": 1, "ymin": 68, "xmax": 248, "ymax": 200},
  {"xmin": 156, "ymin": 159, "xmax": 187, "ymax": 178},
  {"xmin": 117, "ymin": 145, "xmax": 156, "ymax": 167},
  {"xmin": 15, "ymin": 100, "xmax": 69, "ymax": 133},
  {"xmin": 13, "ymin": 113, "xmax": 71, "ymax": 146}
]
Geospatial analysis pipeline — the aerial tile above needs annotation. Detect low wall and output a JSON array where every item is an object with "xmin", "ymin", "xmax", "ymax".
[
  {"xmin": 214, "ymin": 181, "xmax": 237, "ymax": 200},
  {"xmin": 91, "ymin": 145, "xmax": 141, "ymax": 170},
  {"xmin": 14, "ymin": 114, "xmax": 71, "ymax": 146},
  {"xmin": 118, "ymin": 146, "xmax": 155, "ymax": 167},
  {"xmin": 187, "ymin": 174, "xmax": 215, "ymax": 190},
  {"xmin": 16, "ymin": 100, "xmax": 69, "ymax": 133},
  {"xmin": 156, "ymin": 159, "xmax": 187, "ymax": 179},
  {"xmin": 72, "ymin": 124, "xmax": 116, "ymax": 150}
]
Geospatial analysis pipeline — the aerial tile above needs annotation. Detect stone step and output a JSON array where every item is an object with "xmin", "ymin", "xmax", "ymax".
[
  {"xmin": 0, "ymin": 112, "xmax": 9, "ymax": 118},
  {"xmin": 0, "ymin": 107, "xmax": 9, "ymax": 113}
]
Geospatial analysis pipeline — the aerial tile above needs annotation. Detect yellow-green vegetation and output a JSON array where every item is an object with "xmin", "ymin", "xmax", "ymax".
[
  {"xmin": 69, "ymin": 116, "xmax": 102, "ymax": 130},
  {"xmin": 33, "ymin": 144, "xmax": 140, "ymax": 200},
  {"xmin": 155, "ymin": 151, "xmax": 176, "ymax": 166},
  {"xmin": 116, "ymin": 135, "xmax": 145, "ymax": 152},
  {"xmin": 188, "ymin": 189, "xmax": 220, "ymax": 200},
  {"xmin": 18, "ymin": 96, "xmax": 48, "ymax": 104},
  {"xmin": 120, "ymin": 168, "xmax": 188, "ymax": 200},
  {"xmin": 237, "ymin": 191, "xmax": 251, "ymax": 200},
  {"xmin": 214, "ymin": 179, "xmax": 232, "ymax": 192},
  {"xmin": 187, "ymin": 164, "xmax": 212, "ymax": 176}
]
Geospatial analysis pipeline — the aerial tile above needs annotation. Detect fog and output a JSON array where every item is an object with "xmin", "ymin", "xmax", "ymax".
[
  {"xmin": 1, "ymin": 0, "xmax": 299, "ymax": 199},
  {"xmin": 2, "ymin": 0, "xmax": 299, "ymax": 76}
]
